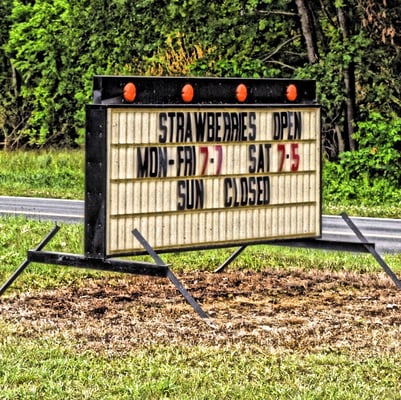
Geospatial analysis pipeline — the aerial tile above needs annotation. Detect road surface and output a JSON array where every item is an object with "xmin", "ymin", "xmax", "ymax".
[{"xmin": 0, "ymin": 196, "xmax": 400, "ymax": 253}]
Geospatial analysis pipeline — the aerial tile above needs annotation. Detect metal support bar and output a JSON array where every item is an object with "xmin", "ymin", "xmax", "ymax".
[
  {"xmin": 264, "ymin": 238, "xmax": 375, "ymax": 253},
  {"xmin": 132, "ymin": 228, "xmax": 209, "ymax": 320},
  {"xmin": 213, "ymin": 237, "xmax": 375, "ymax": 273},
  {"xmin": 341, "ymin": 212, "xmax": 401, "ymax": 290},
  {"xmin": 0, "ymin": 225, "xmax": 60, "ymax": 296},
  {"xmin": 27, "ymin": 250, "xmax": 168, "ymax": 277},
  {"xmin": 214, "ymin": 245, "xmax": 248, "ymax": 273}
]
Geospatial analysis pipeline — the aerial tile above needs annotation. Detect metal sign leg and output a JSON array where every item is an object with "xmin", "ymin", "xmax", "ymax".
[
  {"xmin": 0, "ymin": 225, "xmax": 60, "ymax": 296},
  {"xmin": 214, "ymin": 245, "xmax": 248, "ymax": 273},
  {"xmin": 341, "ymin": 212, "xmax": 401, "ymax": 290},
  {"xmin": 132, "ymin": 228, "xmax": 210, "ymax": 320}
]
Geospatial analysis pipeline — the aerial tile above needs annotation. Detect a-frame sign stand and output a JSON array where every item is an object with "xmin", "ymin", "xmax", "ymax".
[
  {"xmin": 2, "ymin": 76, "xmax": 400, "ymax": 325},
  {"xmin": 0, "ymin": 225, "xmax": 60, "ymax": 297},
  {"xmin": 1, "ymin": 213, "xmax": 401, "ymax": 324},
  {"xmin": 132, "ymin": 228, "xmax": 210, "ymax": 320},
  {"xmin": 340, "ymin": 213, "xmax": 401, "ymax": 290}
]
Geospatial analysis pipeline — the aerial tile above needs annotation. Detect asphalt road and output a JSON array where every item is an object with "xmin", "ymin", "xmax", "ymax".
[{"xmin": 0, "ymin": 195, "xmax": 400, "ymax": 254}]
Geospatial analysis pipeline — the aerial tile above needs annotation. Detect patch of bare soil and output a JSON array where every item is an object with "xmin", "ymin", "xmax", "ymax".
[{"xmin": 1, "ymin": 269, "xmax": 401, "ymax": 356}]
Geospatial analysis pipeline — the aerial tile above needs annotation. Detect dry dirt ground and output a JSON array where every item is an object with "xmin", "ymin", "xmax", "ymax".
[{"xmin": 1, "ymin": 268, "xmax": 401, "ymax": 356}]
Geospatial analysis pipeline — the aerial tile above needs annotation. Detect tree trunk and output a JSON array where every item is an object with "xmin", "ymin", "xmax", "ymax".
[
  {"xmin": 294, "ymin": 0, "xmax": 319, "ymax": 63},
  {"xmin": 337, "ymin": 5, "xmax": 357, "ymax": 151}
]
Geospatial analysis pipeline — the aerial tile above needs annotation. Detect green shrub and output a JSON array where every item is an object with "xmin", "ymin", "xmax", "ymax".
[{"xmin": 323, "ymin": 112, "xmax": 401, "ymax": 208}]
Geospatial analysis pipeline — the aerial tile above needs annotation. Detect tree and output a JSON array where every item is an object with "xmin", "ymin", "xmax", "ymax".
[
  {"xmin": 294, "ymin": 0, "xmax": 319, "ymax": 63},
  {"xmin": 336, "ymin": 2, "xmax": 357, "ymax": 151},
  {"xmin": 2, "ymin": 0, "xmax": 401, "ymax": 153},
  {"xmin": 0, "ymin": 0, "xmax": 20, "ymax": 148},
  {"xmin": 293, "ymin": 0, "xmax": 401, "ymax": 158},
  {"xmin": 5, "ymin": 0, "xmax": 80, "ymax": 146}
]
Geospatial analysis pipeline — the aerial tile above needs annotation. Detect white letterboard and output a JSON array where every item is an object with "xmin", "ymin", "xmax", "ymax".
[{"xmin": 106, "ymin": 106, "xmax": 321, "ymax": 255}]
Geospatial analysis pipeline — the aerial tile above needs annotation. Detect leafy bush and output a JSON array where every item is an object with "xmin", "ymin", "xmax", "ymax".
[
  {"xmin": 352, "ymin": 112, "xmax": 401, "ymax": 185},
  {"xmin": 323, "ymin": 112, "xmax": 401, "ymax": 207}
]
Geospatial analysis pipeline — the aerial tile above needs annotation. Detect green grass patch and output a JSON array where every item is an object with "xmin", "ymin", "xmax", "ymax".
[
  {"xmin": 0, "ymin": 217, "xmax": 101, "ymax": 292},
  {"xmin": 1, "ymin": 218, "xmax": 401, "ymax": 399},
  {"xmin": 0, "ymin": 333, "xmax": 400, "ymax": 399},
  {"xmin": 0, "ymin": 149, "xmax": 84, "ymax": 199},
  {"xmin": 164, "ymin": 245, "xmax": 401, "ymax": 274},
  {"xmin": 0, "ymin": 149, "xmax": 400, "ymax": 217},
  {"xmin": 0, "ymin": 216, "xmax": 400, "ymax": 293},
  {"xmin": 323, "ymin": 203, "xmax": 401, "ymax": 219}
]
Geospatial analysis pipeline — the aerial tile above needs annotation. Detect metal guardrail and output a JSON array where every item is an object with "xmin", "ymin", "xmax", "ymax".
[{"xmin": 1, "ymin": 196, "xmax": 400, "ymax": 252}]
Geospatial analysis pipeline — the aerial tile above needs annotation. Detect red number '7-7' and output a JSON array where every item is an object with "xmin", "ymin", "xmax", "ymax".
[{"xmin": 200, "ymin": 145, "xmax": 223, "ymax": 175}]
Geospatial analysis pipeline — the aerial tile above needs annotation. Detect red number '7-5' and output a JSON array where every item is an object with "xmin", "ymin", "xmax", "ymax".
[{"xmin": 277, "ymin": 143, "xmax": 300, "ymax": 172}]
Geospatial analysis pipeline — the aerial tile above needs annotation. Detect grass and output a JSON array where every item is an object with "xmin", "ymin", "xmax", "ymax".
[
  {"xmin": 0, "ymin": 218, "xmax": 400, "ymax": 399},
  {"xmin": 1, "ymin": 335, "xmax": 400, "ymax": 399},
  {"xmin": 0, "ymin": 149, "xmax": 84, "ymax": 199},
  {"xmin": 1, "ymin": 150, "xmax": 401, "ymax": 398},
  {"xmin": 0, "ymin": 216, "xmax": 400, "ymax": 293},
  {"xmin": 0, "ymin": 149, "xmax": 401, "ymax": 218}
]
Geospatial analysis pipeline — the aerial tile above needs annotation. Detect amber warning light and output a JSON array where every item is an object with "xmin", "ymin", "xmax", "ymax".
[
  {"xmin": 181, "ymin": 83, "xmax": 194, "ymax": 103},
  {"xmin": 236, "ymin": 83, "xmax": 248, "ymax": 103},
  {"xmin": 123, "ymin": 82, "xmax": 136, "ymax": 102},
  {"xmin": 286, "ymin": 84, "xmax": 298, "ymax": 102}
]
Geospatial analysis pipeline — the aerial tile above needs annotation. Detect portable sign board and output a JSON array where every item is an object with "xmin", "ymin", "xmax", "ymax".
[
  {"xmin": 6, "ymin": 76, "xmax": 401, "ymax": 323},
  {"xmin": 85, "ymin": 76, "xmax": 321, "ymax": 258}
]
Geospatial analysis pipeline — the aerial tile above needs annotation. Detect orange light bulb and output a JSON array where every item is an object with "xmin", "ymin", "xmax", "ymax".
[
  {"xmin": 286, "ymin": 84, "xmax": 297, "ymax": 102},
  {"xmin": 181, "ymin": 84, "xmax": 194, "ymax": 103},
  {"xmin": 123, "ymin": 82, "xmax": 137, "ymax": 102},
  {"xmin": 236, "ymin": 83, "xmax": 248, "ymax": 102}
]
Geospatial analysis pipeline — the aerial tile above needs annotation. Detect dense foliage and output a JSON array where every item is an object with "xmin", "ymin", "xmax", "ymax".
[{"xmin": 0, "ymin": 0, "xmax": 400, "ymax": 205}]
